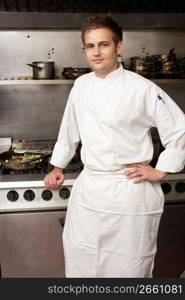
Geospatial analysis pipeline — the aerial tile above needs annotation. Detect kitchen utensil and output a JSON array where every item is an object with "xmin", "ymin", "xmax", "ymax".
[
  {"xmin": 62, "ymin": 67, "xmax": 91, "ymax": 79},
  {"xmin": 0, "ymin": 150, "xmax": 50, "ymax": 170},
  {"xmin": 27, "ymin": 61, "xmax": 55, "ymax": 79},
  {"xmin": 13, "ymin": 148, "xmax": 52, "ymax": 155},
  {"xmin": 16, "ymin": 156, "xmax": 42, "ymax": 165},
  {"xmin": 130, "ymin": 56, "xmax": 161, "ymax": 78}
]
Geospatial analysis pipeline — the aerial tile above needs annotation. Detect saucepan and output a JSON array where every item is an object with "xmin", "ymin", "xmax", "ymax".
[
  {"xmin": 27, "ymin": 61, "xmax": 55, "ymax": 79},
  {"xmin": 153, "ymin": 48, "xmax": 185, "ymax": 69}
]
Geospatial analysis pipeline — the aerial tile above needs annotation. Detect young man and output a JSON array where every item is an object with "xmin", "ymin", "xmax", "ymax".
[{"xmin": 44, "ymin": 15, "xmax": 185, "ymax": 277}]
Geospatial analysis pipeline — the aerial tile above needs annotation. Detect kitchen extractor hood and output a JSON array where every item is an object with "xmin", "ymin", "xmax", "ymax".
[
  {"xmin": 0, "ymin": 0, "xmax": 185, "ymax": 29},
  {"xmin": 0, "ymin": 0, "xmax": 184, "ymax": 13}
]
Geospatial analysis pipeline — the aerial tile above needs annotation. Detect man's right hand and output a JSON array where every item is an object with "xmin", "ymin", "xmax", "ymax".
[{"xmin": 43, "ymin": 167, "xmax": 65, "ymax": 189}]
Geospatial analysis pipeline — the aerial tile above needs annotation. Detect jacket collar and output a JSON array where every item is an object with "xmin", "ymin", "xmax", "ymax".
[{"xmin": 92, "ymin": 63, "xmax": 123, "ymax": 82}]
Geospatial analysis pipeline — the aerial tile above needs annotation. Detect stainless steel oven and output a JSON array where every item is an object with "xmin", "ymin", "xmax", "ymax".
[
  {"xmin": 0, "ymin": 172, "xmax": 81, "ymax": 278},
  {"xmin": 0, "ymin": 139, "xmax": 82, "ymax": 278},
  {"xmin": 154, "ymin": 173, "xmax": 185, "ymax": 277},
  {"xmin": 0, "ymin": 138, "xmax": 185, "ymax": 278}
]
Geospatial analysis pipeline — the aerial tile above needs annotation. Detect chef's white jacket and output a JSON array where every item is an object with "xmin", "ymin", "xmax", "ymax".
[{"xmin": 50, "ymin": 64, "xmax": 185, "ymax": 173}]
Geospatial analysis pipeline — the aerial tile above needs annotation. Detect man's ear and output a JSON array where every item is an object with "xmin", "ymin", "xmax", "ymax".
[{"xmin": 116, "ymin": 41, "xmax": 123, "ymax": 56}]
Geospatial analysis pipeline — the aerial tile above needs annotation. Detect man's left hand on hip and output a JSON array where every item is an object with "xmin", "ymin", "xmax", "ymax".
[{"xmin": 124, "ymin": 164, "xmax": 168, "ymax": 184}]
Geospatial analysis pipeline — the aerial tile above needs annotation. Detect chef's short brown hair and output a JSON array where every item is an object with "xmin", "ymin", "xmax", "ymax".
[{"xmin": 81, "ymin": 15, "xmax": 123, "ymax": 45}]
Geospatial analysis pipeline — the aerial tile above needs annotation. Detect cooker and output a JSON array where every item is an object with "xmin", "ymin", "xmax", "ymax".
[{"xmin": 0, "ymin": 139, "xmax": 83, "ymax": 277}]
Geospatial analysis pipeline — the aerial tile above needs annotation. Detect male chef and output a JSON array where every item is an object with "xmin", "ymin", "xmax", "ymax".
[{"xmin": 44, "ymin": 15, "xmax": 185, "ymax": 277}]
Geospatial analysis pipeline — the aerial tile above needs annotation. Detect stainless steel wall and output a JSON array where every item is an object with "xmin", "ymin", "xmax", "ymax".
[
  {"xmin": 0, "ymin": 84, "xmax": 71, "ymax": 139},
  {"xmin": 0, "ymin": 30, "xmax": 185, "ymax": 75},
  {"xmin": 0, "ymin": 30, "xmax": 185, "ymax": 140}
]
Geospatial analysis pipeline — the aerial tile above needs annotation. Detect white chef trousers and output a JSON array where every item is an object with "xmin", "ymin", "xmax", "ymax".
[{"xmin": 62, "ymin": 167, "xmax": 164, "ymax": 278}]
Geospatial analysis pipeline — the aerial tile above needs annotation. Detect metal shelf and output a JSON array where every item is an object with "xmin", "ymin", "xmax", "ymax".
[
  {"xmin": 0, "ymin": 78, "xmax": 185, "ymax": 85},
  {"xmin": 152, "ymin": 79, "xmax": 185, "ymax": 84},
  {"xmin": 0, "ymin": 79, "xmax": 74, "ymax": 85}
]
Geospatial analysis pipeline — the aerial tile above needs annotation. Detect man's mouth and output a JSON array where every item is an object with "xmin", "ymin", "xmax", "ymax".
[{"xmin": 92, "ymin": 59, "xmax": 104, "ymax": 64}]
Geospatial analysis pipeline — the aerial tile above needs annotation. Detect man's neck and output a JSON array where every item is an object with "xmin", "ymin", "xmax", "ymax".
[{"xmin": 94, "ymin": 63, "xmax": 119, "ymax": 79}]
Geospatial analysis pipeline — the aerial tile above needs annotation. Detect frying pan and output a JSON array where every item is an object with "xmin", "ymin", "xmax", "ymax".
[
  {"xmin": 62, "ymin": 67, "xmax": 91, "ymax": 79},
  {"xmin": 0, "ymin": 150, "xmax": 50, "ymax": 170}
]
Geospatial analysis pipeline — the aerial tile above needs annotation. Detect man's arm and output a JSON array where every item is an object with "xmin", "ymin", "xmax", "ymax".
[
  {"xmin": 50, "ymin": 84, "xmax": 80, "ymax": 169},
  {"xmin": 124, "ymin": 164, "xmax": 167, "ymax": 184},
  {"xmin": 125, "ymin": 84, "xmax": 185, "ymax": 183},
  {"xmin": 44, "ymin": 84, "xmax": 80, "ymax": 188}
]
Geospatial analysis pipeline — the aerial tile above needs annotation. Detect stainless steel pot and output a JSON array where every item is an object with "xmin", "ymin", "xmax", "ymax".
[{"xmin": 27, "ymin": 61, "xmax": 55, "ymax": 79}]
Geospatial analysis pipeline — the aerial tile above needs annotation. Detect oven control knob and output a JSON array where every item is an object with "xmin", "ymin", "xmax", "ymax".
[
  {"xmin": 7, "ymin": 190, "xmax": 19, "ymax": 202},
  {"xmin": 161, "ymin": 183, "xmax": 171, "ymax": 194},
  {"xmin": 42, "ymin": 189, "xmax": 53, "ymax": 201},
  {"xmin": 59, "ymin": 187, "xmax": 70, "ymax": 199},
  {"xmin": 175, "ymin": 182, "xmax": 185, "ymax": 193},
  {"xmin": 24, "ymin": 190, "xmax": 35, "ymax": 201}
]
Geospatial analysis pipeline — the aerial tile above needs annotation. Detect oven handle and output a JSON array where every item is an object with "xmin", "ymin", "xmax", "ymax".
[{"xmin": 59, "ymin": 215, "xmax": 66, "ymax": 227}]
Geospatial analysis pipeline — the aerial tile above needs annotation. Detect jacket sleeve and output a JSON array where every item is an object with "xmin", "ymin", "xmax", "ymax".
[
  {"xmin": 50, "ymin": 84, "xmax": 80, "ymax": 168},
  {"xmin": 145, "ymin": 84, "xmax": 185, "ymax": 173}
]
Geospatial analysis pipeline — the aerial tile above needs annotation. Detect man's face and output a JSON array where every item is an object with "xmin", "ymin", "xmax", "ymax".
[{"xmin": 83, "ymin": 27, "xmax": 123, "ymax": 77}]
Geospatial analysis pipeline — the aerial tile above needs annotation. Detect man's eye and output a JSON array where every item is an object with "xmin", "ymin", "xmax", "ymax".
[
  {"xmin": 101, "ymin": 43, "xmax": 109, "ymax": 47},
  {"xmin": 86, "ymin": 45, "xmax": 93, "ymax": 49}
]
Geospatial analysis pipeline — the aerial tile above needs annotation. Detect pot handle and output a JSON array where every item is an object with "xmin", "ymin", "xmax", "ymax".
[{"xmin": 26, "ymin": 64, "xmax": 43, "ymax": 70}]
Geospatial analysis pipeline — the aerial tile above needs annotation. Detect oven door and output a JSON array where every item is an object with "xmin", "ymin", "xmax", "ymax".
[
  {"xmin": 153, "ymin": 202, "xmax": 185, "ymax": 277},
  {"xmin": 0, "ymin": 210, "xmax": 66, "ymax": 278}
]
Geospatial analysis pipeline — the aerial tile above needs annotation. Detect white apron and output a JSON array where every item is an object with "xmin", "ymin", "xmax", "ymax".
[{"xmin": 62, "ymin": 167, "xmax": 164, "ymax": 278}]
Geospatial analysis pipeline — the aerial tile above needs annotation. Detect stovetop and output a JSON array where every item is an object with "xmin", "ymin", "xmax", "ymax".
[
  {"xmin": 0, "ymin": 172, "xmax": 79, "ymax": 187},
  {"xmin": 0, "ymin": 171, "xmax": 80, "ymax": 212},
  {"xmin": 0, "ymin": 144, "xmax": 83, "ymax": 211}
]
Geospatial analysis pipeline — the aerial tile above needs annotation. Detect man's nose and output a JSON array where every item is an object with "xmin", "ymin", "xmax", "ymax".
[{"xmin": 93, "ymin": 45, "xmax": 101, "ymax": 56}]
